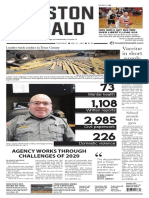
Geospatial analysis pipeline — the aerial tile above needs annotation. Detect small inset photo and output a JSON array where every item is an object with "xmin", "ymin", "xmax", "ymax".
[
  {"xmin": 31, "ymin": 184, "xmax": 52, "ymax": 193},
  {"xmin": 99, "ymin": 7, "xmax": 143, "ymax": 29}
]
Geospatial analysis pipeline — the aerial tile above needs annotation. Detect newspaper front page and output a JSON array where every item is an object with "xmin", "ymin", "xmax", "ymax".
[{"xmin": 1, "ymin": 0, "xmax": 149, "ymax": 197}]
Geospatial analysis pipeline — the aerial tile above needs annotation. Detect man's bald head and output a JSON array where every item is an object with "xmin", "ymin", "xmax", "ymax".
[
  {"xmin": 28, "ymin": 94, "xmax": 52, "ymax": 118},
  {"xmin": 30, "ymin": 94, "xmax": 52, "ymax": 103}
]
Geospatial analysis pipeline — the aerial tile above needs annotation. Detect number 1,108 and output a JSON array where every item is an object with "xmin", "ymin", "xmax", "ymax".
[{"xmin": 91, "ymin": 100, "xmax": 117, "ymax": 108}]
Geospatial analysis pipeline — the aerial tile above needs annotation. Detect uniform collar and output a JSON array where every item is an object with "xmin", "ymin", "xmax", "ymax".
[{"xmin": 24, "ymin": 112, "xmax": 56, "ymax": 120}]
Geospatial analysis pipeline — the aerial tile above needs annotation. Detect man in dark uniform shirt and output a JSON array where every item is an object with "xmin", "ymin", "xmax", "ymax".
[{"xmin": 6, "ymin": 94, "xmax": 75, "ymax": 141}]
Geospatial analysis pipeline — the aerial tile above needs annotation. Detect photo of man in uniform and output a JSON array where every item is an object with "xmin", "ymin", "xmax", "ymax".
[{"xmin": 6, "ymin": 94, "xmax": 75, "ymax": 141}]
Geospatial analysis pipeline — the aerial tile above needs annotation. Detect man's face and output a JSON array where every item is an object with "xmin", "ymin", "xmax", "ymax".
[{"xmin": 28, "ymin": 94, "xmax": 52, "ymax": 118}]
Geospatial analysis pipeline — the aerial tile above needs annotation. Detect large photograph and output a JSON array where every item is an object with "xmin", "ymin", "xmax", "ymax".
[
  {"xmin": 6, "ymin": 50, "xmax": 120, "ymax": 74},
  {"xmin": 6, "ymin": 84, "xmax": 75, "ymax": 142}
]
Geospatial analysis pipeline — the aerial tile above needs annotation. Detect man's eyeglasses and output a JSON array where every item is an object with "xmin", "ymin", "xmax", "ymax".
[{"xmin": 29, "ymin": 102, "xmax": 52, "ymax": 106}]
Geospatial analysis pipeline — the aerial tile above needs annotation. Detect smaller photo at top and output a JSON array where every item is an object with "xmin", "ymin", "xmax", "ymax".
[{"xmin": 99, "ymin": 7, "xmax": 143, "ymax": 29}]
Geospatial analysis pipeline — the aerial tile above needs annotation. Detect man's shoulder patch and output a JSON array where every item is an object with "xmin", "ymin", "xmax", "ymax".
[{"xmin": 6, "ymin": 122, "xmax": 12, "ymax": 127}]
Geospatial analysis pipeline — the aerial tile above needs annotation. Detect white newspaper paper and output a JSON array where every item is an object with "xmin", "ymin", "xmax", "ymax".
[{"xmin": 0, "ymin": 0, "xmax": 149, "ymax": 197}]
